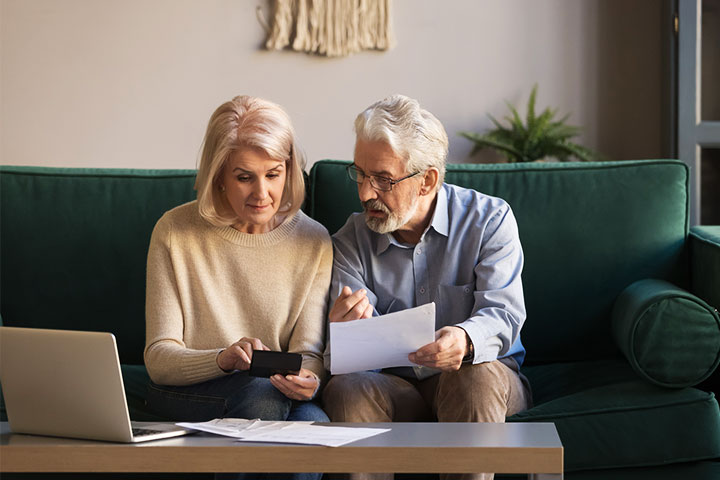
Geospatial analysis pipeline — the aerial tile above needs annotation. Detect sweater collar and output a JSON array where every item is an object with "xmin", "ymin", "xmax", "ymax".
[{"xmin": 214, "ymin": 210, "xmax": 302, "ymax": 247}]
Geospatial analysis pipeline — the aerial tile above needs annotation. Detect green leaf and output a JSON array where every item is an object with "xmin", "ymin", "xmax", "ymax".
[
  {"xmin": 461, "ymin": 134, "xmax": 525, "ymax": 162},
  {"xmin": 551, "ymin": 142, "xmax": 596, "ymax": 162},
  {"xmin": 505, "ymin": 101, "xmax": 525, "ymax": 133},
  {"xmin": 487, "ymin": 113, "xmax": 506, "ymax": 131},
  {"xmin": 526, "ymin": 84, "xmax": 538, "ymax": 132}
]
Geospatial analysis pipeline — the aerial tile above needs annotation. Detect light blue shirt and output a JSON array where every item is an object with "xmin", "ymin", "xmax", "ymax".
[{"xmin": 328, "ymin": 183, "xmax": 526, "ymax": 378}]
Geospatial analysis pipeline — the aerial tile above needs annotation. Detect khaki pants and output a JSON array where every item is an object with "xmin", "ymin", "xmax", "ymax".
[{"xmin": 322, "ymin": 360, "xmax": 531, "ymax": 480}]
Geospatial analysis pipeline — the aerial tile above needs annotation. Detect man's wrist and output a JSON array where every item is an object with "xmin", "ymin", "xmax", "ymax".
[{"xmin": 462, "ymin": 330, "xmax": 474, "ymax": 362}]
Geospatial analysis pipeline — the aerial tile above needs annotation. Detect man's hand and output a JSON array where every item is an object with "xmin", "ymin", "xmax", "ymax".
[
  {"xmin": 329, "ymin": 286, "xmax": 374, "ymax": 322},
  {"xmin": 216, "ymin": 337, "xmax": 270, "ymax": 372},
  {"xmin": 408, "ymin": 326, "xmax": 470, "ymax": 371},
  {"xmin": 269, "ymin": 368, "xmax": 319, "ymax": 401}
]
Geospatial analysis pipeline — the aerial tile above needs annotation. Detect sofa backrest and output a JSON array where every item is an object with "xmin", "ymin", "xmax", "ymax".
[
  {"xmin": 1, "ymin": 160, "xmax": 690, "ymax": 367},
  {"xmin": 0, "ymin": 167, "xmax": 196, "ymax": 365},
  {"xmin": 308, "ymin": 160, "xmax": 690, "ymax": 365}
]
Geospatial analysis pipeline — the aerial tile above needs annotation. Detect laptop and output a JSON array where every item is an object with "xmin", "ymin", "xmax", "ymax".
[{"xmin": 0, "ymin": 326, "xmax": 193, "ymax": 443}]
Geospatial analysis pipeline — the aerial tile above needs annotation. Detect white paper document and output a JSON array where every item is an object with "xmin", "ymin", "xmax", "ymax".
[
  {"xmin": 176, "ymin": 418, "xmax": 389, "ymax": 447},
  {"xmin": 176, "ymin": 418, "xmax": 303, "ymax": 438},
  {"xmin": 330, "ymin": 302, "xmax": 435, "ymax": 375},
  {"xmin": 234, "ymin": 423, "xmax": 389, "ymax": 447}
]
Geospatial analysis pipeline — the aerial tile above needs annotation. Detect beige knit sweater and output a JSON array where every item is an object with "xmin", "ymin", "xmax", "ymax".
[{"xmin": 144, "ymin": 201, "xmax": 332, "ymax": 389}]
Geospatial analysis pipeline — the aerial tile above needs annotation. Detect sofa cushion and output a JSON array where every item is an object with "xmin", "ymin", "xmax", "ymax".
[
  {"xmin": 519, "ymin": 358, "xmax": 639, "ymax": 405},
  {"xmin": 511, "ymin": 361, "xmax": 720, "ymax": 471},
  {"xmin": 612, "ymin": 279, "xmax": 720, "ymax": 388}
]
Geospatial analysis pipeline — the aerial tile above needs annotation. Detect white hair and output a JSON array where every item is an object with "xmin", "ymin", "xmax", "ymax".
[{"xmin": 354, "ymin": 94, "xmax": 448, "ymax": 187}]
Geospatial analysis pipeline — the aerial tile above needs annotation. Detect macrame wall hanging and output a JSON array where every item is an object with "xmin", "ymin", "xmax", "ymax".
[{"xmin": 263, "ymin": 0, "xmax": 395, "ymax": 57}]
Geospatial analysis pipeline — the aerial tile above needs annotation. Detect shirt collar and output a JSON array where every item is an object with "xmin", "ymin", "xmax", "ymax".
[
  {"xmin": 376, "ymin": 231, "xmax": 392, "ymax": 255},
  {"xmin": 430, "ymin": 183, "xmax": 450, "ymax": 237},
  {"xmin": 375, "ymin": 184, "xmax": 449, "ymax": 255}
]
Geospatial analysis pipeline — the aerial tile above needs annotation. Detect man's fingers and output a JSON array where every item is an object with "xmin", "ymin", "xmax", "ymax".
[
  {"xmin": 412, "ymin": 332, "xmax": 464, "ymax": 364},
  {"xmin": 436, "ymin": 335, "xmax": 458, "ymax": 352},
  {"xmin": 418, "ymin": 351, "xmax": 443, "ymax": 362},
  {"xmin": 415, "ymin": 340, "xmax": 442, "ymax": 357},
  {"xmin": 434, "ymin": 326, "xmax": 455, "ymax": 342},
  {"xmin": 331, "ymin": 287, "xmax": 371, "ymax": 322},
  {"xmin": 332, "ymin": 286, "xmax": 355, "ymax": 307},
  {"xmin": 428, "ymin": 327, "xmax": 466, "ymax": 356},
  {"xmin": 346, "ymin": 296, "xmax": 370, "ymax": 320},
  {"xmin": 411, "ymin": 327, "xmax": 467, "ymax": 371},
  {"xmin": 410, "ymin": 351, "xmax": 462, "ymax": 371},
  {"xmin": 341, "ymin": 289, "xmax": 368, "ymax": 311}
]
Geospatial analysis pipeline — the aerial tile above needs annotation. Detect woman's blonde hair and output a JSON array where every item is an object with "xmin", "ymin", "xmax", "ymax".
[{"xmin": 195, "ymin": 95, "xmax": 306, "ymax": 227}]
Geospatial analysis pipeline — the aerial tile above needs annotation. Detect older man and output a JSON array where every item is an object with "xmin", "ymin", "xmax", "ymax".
[{"xmin": 322, "ymin": 95, "xmax": 531, "ymax": 480}]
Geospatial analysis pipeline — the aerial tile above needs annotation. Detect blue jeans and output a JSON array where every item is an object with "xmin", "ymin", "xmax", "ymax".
[{"xmin": 147, "ymin": 372, "xmax": 328, "ymax": 480}]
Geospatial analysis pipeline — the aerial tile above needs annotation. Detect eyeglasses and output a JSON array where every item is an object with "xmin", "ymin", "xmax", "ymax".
[{"xmin": 346, "ymin": 164, "xmax": 419, "ymax": 192}]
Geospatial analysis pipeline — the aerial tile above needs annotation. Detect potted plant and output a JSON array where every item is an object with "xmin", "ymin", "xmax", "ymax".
[{"xmin": 459, "ymin": 85, "xmax": 602, "ymax": 163}]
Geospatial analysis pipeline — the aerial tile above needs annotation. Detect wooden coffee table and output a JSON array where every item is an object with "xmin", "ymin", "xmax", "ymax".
[{"xmin": 0, "ymin": 421, "xmax": 563, "ymax": 478}]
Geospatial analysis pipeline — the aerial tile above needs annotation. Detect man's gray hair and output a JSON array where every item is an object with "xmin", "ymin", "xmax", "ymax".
[{"xmin": 354, "ymin": 94, "xmax": 448, "ymax": 188}]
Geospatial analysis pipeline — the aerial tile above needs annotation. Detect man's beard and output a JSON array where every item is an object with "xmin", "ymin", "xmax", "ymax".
[{"xmin": 363, "ymin": 196, "xmax": 419, "ymax": 234}]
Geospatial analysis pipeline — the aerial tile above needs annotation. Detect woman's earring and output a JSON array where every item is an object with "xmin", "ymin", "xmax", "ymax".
[{"xmin": 219, "ymin": 185, "xmax": 226, "ymax": 193}]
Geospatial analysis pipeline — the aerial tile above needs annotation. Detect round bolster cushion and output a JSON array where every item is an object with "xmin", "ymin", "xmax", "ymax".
[{"xmin": 611, "ymin": 278, "xmax": 720, "ymax": 388}]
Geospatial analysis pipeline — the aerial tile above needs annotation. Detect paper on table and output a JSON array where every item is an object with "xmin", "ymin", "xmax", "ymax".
[
  {"xmin": 235, "ymin": 423, "xmax": 390, "ymax": 447},
  {"xmin": 176, "ymin": 418, "xmax": 311, "ymax": 438},
  {"xmin": 176, "ymin": 418, "xmax": 389, "ymax": 447},
  {"xmin": 330, "ymin": 302, "xmax": 435, "ymax": 375}
]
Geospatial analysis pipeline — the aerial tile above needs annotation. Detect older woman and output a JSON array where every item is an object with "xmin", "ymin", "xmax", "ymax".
[{"xmin": 144, "ymin": 96, "xmax": 331, "ymax": 435}]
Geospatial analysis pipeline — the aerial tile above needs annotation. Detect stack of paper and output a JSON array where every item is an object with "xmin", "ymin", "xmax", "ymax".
[{"xmin": 177, "ymin": 418, "xmax": 389, "ymax": 447}]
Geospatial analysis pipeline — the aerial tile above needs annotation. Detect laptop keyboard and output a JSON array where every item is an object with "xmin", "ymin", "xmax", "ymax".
[{"xmin": 132, "ymin": 428, "xmax": 167, "ymax": 437}]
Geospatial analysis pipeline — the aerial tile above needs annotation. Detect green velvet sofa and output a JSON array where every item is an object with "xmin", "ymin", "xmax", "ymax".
[{"xmin": 1, "ymin": 159, "xmax": 719, "ymax": 479}]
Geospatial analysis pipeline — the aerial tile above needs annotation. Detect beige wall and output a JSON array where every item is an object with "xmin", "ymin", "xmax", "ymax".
[{"xmin": 0, "ymin": 0, "xmax": 664, "ymax": 170}]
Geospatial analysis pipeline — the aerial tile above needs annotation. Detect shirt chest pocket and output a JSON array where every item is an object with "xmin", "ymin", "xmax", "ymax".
[{"xmin": 434, "ymin": 282, "xmax": 475, "ymax": 327}]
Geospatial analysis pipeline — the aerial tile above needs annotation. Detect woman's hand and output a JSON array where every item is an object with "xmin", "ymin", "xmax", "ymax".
[
  {"xmin": 216, "ymin": 337, "xmax": 270, "ymax": 372},
  {"xmin": 269, "ymin": 368, "xmax": 319, "ymax": 401}
]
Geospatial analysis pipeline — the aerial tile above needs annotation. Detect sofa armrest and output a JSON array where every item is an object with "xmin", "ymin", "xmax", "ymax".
[
  {"xmin": 690, "ymin": 226, "xmax": 720, "ymax": 395},
  {"xmin": 690, "ymin": 225, "xmax": 720, "ymax": 310},
  {"xmin": 612, "ymin": 278, "xmax": 720, "ymax": 388}
]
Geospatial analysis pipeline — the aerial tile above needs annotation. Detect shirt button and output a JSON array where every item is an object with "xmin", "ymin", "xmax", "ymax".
[
  {"xmin": 464, "ymin": 286, "xmax": 471, "ymax": 294},
  {"xmin": 420, "ymin": 287, "xmax": 426, "ymax": 294},
  {"xmin": 416, "ymin": 248, "xmax": 422, "ymax": 255}
]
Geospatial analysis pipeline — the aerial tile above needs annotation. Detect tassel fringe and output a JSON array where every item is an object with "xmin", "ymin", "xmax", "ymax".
[{"xmin": 266, "ymin": 0, "xmax": 395, "ymax": 57}]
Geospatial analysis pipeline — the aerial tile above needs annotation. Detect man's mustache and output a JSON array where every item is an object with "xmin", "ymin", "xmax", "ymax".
[{"xmin": 363, "ymin": 199, "xmax": 390, "ymax": 214}]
